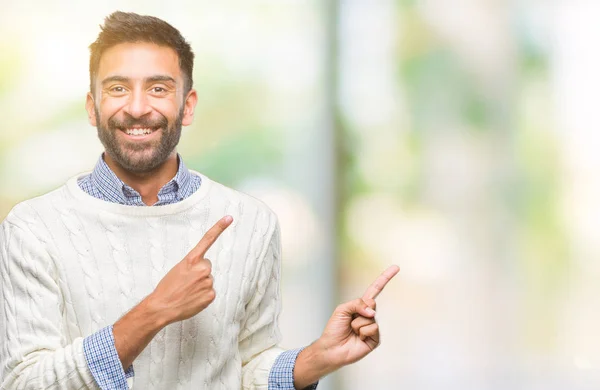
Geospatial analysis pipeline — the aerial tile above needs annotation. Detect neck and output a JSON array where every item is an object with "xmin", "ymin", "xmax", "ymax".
[{"xmin": 103, "ymin": 152, "xmax": 179, "ymax": 206}]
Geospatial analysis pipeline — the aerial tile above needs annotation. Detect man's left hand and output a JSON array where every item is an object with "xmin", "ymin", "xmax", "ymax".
[{"xmin": 293, "ymin": 265, "xmax": 400, "ymax": 389}]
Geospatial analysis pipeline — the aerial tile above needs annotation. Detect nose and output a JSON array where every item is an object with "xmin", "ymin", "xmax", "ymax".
[{"xmin": 123, "ymin": 89, "xmax": 152, "ymax": 118}]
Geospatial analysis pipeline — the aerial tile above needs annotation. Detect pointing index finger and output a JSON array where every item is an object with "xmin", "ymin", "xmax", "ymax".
[
  {"xmin": 362, "ymin": 265, "xmax": 400, "ymax": 300},
  {"xmin": 190, "ymin": 216, "xmax": 233, "ymax": 259}
]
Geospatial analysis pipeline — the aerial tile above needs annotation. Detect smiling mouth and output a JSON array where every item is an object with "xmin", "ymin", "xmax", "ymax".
[{"xmin": 120, "ymin": 127, "xmax": 157, "ymax": 136}]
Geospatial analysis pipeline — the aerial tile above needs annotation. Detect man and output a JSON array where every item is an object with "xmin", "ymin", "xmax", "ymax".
[{"xmin": 0, "ymin": 11, "xmax": 399, "ymax": 389}]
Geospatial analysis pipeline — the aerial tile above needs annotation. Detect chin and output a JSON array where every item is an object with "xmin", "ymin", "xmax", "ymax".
[{"xmin": 129, "ymin": 153, "xmax": 174, "ymax": 172}]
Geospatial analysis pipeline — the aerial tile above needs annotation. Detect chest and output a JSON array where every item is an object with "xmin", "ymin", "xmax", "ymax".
[{"xmin": 47, "ymin": 213, "xmax": 258, "ymax": 337}]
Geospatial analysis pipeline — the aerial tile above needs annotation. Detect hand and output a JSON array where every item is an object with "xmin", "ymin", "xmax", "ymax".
[
  {"xmin": 148, "ymin": 215, "xmax": 233, "ymax": 325},
  {"xmin": 318, "ymin": 265, "xmax": 399, "ymax": 367},
  {"xmin": 294, "ymin": 265, "xmax": 400, "ymax": 388}
]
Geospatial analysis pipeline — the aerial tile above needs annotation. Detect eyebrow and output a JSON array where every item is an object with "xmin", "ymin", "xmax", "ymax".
[
  {"xmin": 146, "ymin": 75, "xmax": 177, "ymax": 84},
  {"xmin": 101, "ymin": 75, "xmax": 177, "ymax": 86}
]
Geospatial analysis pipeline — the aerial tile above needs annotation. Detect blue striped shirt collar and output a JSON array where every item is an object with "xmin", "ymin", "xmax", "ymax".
[{"xmin": 90, "ymin": 154, "xmax": 195, "ymax": 206}]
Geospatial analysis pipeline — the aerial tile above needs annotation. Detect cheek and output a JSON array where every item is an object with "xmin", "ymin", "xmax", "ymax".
[
  {"xmin": 99, "ymin": 97, "xmax": 128, "ymax": 119},
  {"xmin": 152, "ymin": 100, "xmax": 180, "ymax": 120}
]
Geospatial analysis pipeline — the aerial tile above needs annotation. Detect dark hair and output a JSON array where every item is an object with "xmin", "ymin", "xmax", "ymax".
[{"xmin": 89, "ymin": 11, "xmax": 194, "ymax": 94}]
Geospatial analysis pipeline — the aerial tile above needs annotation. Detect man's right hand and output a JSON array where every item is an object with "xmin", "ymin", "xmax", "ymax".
[
  {"xmin": 148, "ymin": 215, "xmax": 233, "ymax": 325},
  {"xmin": 113, "ymin": 215, "xmax": 233, "ymax": 370}
]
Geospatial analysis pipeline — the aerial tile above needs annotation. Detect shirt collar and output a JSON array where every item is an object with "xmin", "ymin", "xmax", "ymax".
[
  {"xmin": 172, "ymin": 157, "xmax": 193, "ymax": 198},
  {"xmin": 90, "ymin": 154, "xmax": 194, "ymax": 206}
]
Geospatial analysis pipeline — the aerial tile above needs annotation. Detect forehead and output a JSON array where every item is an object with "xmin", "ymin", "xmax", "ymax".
[{"xmin": 97, "ymin": 42, "xmax": 181, "ymax": 82}]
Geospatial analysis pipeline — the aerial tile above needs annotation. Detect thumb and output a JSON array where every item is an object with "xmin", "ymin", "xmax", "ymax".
[
  {"xmin": 364, "ymin": 298, "xmax": 376, "ymax": 311},
  {"xmin": 337, "ymin": 298, "xmax": 376, "ymax": 319}
]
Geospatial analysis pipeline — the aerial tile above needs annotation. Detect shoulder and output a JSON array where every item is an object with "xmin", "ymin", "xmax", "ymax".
[
  {"xmin": 0, "ymin": 189, "xmax": 70, "ymax": 268},
  {"xmin": 2, "ymin": 184, "xmax": 71, "ymax": 233}
]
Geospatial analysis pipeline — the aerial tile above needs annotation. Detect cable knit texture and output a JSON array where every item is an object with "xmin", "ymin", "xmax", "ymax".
[{"xmin": 0, "ymin": 172, "xmax": 286, "ymax": 389}]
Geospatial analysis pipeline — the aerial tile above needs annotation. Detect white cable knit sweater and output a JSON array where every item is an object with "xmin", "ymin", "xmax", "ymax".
[{"xmin": 0, "ymin": 172, "xmax": 286, "ymax": 389}]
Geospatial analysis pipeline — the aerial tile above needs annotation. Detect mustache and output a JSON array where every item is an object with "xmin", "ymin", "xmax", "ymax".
[{"xmin": 107, "ymin": 114, "xmax": 168, "ymax": 130}]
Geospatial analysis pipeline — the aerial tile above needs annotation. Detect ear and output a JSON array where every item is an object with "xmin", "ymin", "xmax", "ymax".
[
  {"xmin": 181, "ymin": 89, "xmax": 198, "ymax": 127},
  {"xmin": 86, "ymin": 92, "xmax": 97, "ymax": 127}
]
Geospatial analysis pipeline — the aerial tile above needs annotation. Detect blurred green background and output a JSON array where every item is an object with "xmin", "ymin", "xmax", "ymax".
[{"xmin": 1, "ymin": 1, "xmax": 599, "ymax": 389}]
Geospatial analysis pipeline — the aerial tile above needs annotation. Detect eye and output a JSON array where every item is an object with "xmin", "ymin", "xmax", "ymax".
[
  {"xmin": 109, "ymin": 86, "xmax": 126, "ymax": 94},
  {"xmin": 151, "ymin": 86, "xmax": 166, "ymax": 93}
]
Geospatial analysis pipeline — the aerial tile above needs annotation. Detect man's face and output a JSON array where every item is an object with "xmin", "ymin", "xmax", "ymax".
[{"xmin": 86, "ymin": 42, "xmax": 196, "ymax": 174}]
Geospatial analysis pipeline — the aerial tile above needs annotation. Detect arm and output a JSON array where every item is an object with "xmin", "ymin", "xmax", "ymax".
[
  {"xmin": 0, "ymin": 222, "xmax": 97, "ymax": 389},
  {"xmin": 86, "ymin": 215, "xmax": 233, "ymax": 388},
  {"xmin": 1, "ymin": 215, "xmax": 233, "ymax": 389}
]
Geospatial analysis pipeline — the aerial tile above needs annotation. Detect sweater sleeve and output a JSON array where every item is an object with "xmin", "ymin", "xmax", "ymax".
[
  {"xmin": 239, "ymin": 216, "xmax": 288, "ymax": 389},
  {"xmin": 0, "ymin": 220, "xmax": 98, "ymax": 389}
]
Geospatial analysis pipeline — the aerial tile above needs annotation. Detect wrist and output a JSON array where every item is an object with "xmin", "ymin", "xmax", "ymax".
[
  {"xmin": 142, "ymin": 293, "xmax": 172, "ymax": 329},
  {"xmin": 112, "ymin": 294, "xmax": 168, "ymax": 370},
  {"xmin": 293, "ymin": 340, "xmax": 337, "ymax": 389}
]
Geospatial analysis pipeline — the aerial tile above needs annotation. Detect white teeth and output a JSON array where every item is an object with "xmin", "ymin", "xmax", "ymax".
[{"xmin": 125, "ymin": 128, "xmax": 152, "ymax": 136}]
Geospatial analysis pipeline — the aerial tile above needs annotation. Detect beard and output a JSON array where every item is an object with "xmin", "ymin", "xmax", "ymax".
[{"xmin": 96, "ymin": 107, "xmax": 184, "ymax": 174}]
